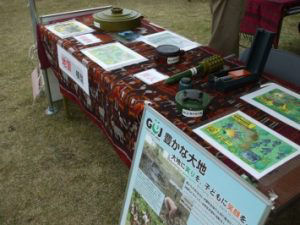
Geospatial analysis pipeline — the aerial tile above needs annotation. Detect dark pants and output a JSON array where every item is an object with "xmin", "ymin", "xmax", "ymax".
[{"xmin": 209, "ymin": 0, "xmax": 246, "ymax": 56}]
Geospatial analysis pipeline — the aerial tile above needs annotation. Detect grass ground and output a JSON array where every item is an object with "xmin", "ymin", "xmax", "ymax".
[{"xmin": 0, "ymin": 0, "xmax": 299, "ymax": 224}]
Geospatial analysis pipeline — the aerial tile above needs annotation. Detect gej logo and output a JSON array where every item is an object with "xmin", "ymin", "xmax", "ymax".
[{"xmin": 146, "ymin": 118, "xmax": 163, "ymax": 138}]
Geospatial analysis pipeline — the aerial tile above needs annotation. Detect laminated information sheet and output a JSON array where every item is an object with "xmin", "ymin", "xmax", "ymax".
[
  {"xmin": 134, "ymin": 69, "xmax": 169, "ymax": 85},
  {"xmin": 141, "ymin": 30, "xmax": 200, "ymax": 51},
  {"xmin": 241, "ymin": 83, "xmax": 300, "ymax": 130},
  {"xmin": 193, "ymin": 111, "xmax": 299, "ymax": 180},
  {"xmin": 46, "ymin": 19, "xmax": 94, "ymax": 39},
  {"xmin": 81, "ymin": 42, "xmax": 148, "ymax": 71}
]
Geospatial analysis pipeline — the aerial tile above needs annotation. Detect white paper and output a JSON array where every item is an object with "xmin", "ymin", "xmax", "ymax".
[
  {"xmin": 81, "ymin": 42, "xmax": 148, "ymax": 71},
  {"xmin": 134, "ymin": 69, "xmax": 168, "ymax": 85},
  {"xmin": 74, "ymin": 34, "xmax": 101, "ymax": 45},
  {"xmin": 140, "ymin": 30, "xmax": 201, "ymax": 51},
  {"xmin": 46, "ymin": 19, "xmax": 94, "ymax": 39},
  {"xmin": 57, "ymin": 44, "xmax": 89, "ymax": 95},
  {"xmin": 241, "ymin": 83, "xmax": 300, "ymax": 130}
]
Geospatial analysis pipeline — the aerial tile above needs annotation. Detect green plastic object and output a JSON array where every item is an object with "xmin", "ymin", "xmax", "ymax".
[
  {"xmin": 164, "ymin": 55, "xmax": 224, "ymax": 84},
  {"xmin": 179, "ymin": 77, "xmax": 192, "ymax": 90},
  {"xmin": 93, "ymin": 7, "xmax": 142, "ymax": 32},
  {"xmin": 165, "ymin": 64, "xmax": 203, "ymax": 85},
  {"xmin": 175, "ymin": 89, "xmax": 213, "ymax": 117}
]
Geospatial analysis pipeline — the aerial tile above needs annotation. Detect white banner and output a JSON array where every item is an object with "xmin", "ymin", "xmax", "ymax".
[{"xmin": 57, "ymin": 44, "xmax": 89, "ymax": 95}]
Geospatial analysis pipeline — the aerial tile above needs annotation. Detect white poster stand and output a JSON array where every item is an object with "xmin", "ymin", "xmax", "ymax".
[{"xmin": 119, "ymin": 105, "xmax": 272, "ymax": 225}]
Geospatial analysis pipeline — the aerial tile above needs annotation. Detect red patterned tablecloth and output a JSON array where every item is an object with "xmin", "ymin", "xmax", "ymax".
[
  {"xmin": 38, "ymin": 14, "xmax": 300, "ymax": 209},
  {"xmin": 240, "ymin": 0, "xmax": 300, "ymax": 47}
]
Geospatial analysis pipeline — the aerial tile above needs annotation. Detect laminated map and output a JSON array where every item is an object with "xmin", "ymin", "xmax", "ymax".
[
  {"xmin": 81, "ymin": 42, "xmax": 148, "ymax": 71},
  {"xmin": 46, "ymin": 19, "xmax": 94, "ymax": 39},
  {"xmin": 193, "ymin": 111, "xmax": 299, "ymax": 179},
  {"xmin": 241, "ymin": 83, "xmax": 300, "ymax": 130}
]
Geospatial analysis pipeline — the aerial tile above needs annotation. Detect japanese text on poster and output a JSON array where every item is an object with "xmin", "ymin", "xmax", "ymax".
[
  {"xmin": 57, "ymin": 44, "xmax": 89, "ymax": 95},
  {"xmin": 119, "ymin": 106, "xmax": 272, "ymax": 225}
]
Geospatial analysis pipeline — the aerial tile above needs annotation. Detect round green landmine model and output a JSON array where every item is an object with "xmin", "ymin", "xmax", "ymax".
[{"xmin": 93, "ymin": 7, "xmax": 142, "ymax": 32}]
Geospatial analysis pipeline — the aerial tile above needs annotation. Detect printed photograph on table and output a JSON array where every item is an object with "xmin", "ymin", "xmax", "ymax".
[
  {"xmin": 45, "ymin": 19, "xmax": 94, "ymax": 39},
  {"xmin": 141, "ymin": 30, "xmax": 200, "ymax": 51},
  {"xmin": 133, "ymin": 69, "xmax": 169, "ymax": 85},
  {"xmin": 241, "ymin": 83, "xmax": 300, "ymax": 130},
  {"xmin": 119, "ymin": 105, "xmax": 272, "ymax": 225},
  {"xmin": 193, "ymin": 110, "xmax": 300, "ymax": 179},
  {"xmin": 81, "ymin": 42, "xmax": 148, "ymax": 71}
]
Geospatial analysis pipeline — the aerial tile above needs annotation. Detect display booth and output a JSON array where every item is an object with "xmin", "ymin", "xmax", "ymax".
[{"xmin": 28, "ymin": 1, "xmax": 300, "ymax": 224}]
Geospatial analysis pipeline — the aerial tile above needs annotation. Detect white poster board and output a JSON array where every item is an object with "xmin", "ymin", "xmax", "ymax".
[{"xmin": 119, "ymin": 105, "xmax": 272, "ymax": 225}]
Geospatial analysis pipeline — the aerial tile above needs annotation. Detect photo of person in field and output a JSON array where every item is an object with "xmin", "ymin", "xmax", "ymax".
[{"xmin": 137, "ymin": 133, "xmax": 190, "ymax": 225}]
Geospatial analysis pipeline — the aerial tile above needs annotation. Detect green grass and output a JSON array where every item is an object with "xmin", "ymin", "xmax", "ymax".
[{"xmin": 0, "ymin": 0, "xmax": 299, "ymax": 224}]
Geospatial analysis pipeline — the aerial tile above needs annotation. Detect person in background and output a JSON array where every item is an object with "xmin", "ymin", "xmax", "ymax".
[
  {"xmin": 209, "ymin": 0, "xmax": 246, "ymax": 57},
  {"xmin": 164, "ymin": 196, "xmax": 178, "ymax": 224}
]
